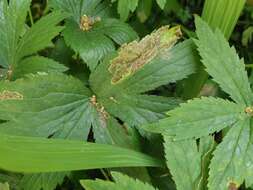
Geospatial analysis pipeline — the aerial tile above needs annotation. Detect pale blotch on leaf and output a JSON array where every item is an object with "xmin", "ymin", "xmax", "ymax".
[
  {"xmin": 79, "ymin": 14, "xmax": 101, "ymax": 31},
  {"xmin": 109, "ymin": 25, "xmax": 182, "ymax": 84},
  {"xmin": 0, "ymin": 90, "xmax": 23, "ymax": 100},
  {"xmin": 228, "ymin": 182, "xmax": 238, "ymax": 190}
]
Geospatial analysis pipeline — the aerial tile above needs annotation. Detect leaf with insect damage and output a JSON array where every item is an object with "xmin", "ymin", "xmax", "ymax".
[
  {"xmin": 89, "ymin": 26, "xmax": 197, "ymax": 128},
  {"xmin": 0, "ymin": 73, "xmax": 145, "ymax": 149},
  {"xmin": 50, "ymin": 0, "xmax": 138, "ymax": 70},
  {"xmin": 109, "ymin": 26, "xmax": 182, "ymax": 84}
]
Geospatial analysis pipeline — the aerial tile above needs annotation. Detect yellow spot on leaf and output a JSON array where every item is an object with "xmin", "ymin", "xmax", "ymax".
[
  {"xmin": 0, "ymin": 90, "xmax": 23, "ymax": 100},
  {"xmin": 90, "ymin": 95, "xmax": 109, "ymax": 127},
  {"xmin": 245, "ymin": 106, "xmax": 253, "ymax": 116},
  {"xmin": 80, "ymin": 14, "xmax": 101, "ymax": 31},
  {"xmin": 228, "ymin": 182, "xmax": 238, "ymax": 190}
]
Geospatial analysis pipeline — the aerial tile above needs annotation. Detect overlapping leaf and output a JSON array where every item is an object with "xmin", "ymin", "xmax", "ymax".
[
  {"xmin": 0, "ymin": 72, "xmax": 154, "ymax": 188},
  {"xmin": 0, "ymin": 73, "xmax": 130, "ymax": 145},
  {"xmin": 90, "ymin": 27, "xmax": 198, "ymax": 127},
  {"xmin": 142, "ymin": 16, "xmax": 253, "ymax": 189},
  {"xmin": 0, "ymin": 20, "xmax": 198, "ymax": 188},
  {"xmin": 208, "ymin": 118, "xmax": 250, "ymax": 190},
  {"xmin": 195, "ymin": 16, "xmax": 253, "ymax": 105},
  {"xmin": 164, "ymin": 136, "xmax": 215, "ymax": 190},
  {"xmin": 0, "ymin": 0, "xmax": 67, "ymax": 80},
  {"xmin": 19, "ymin": 172, "xmax": 69, "ymax": 190},
  {"xmin": 81, "ymin": 172, "xmax": 157, "ymax": 190},
  {"xmin": 50, "ymin": 0, "xmax": 138, "ymax": 70},
  {"xmin": 143, "ymin": 97, "xmax": 244, "ymax": 140}
]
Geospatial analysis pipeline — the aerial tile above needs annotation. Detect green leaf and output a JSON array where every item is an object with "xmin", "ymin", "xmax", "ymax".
[
  {"xmin": 0, "ymin": 0, "xmax": 31, "ymax": 68},
  {"xmin": 0, "ymin": 134, "xmax": 162, "ymax": 173},
  {"xmin": 183, "ymin": 0, "xmax": 246, "ymax": 98},
  {"xmin": 117, "ymin": 39, "xmax": 198, "ymax": 94},
  {"xmin": 90, "ymin": 35, "xmax": 198, "ymax": 97},
  {"xmin": 143, "ymin": 97, "xmax": 244, "ymax": 140},
  {"xmin": 88, "ymin": 27, "xmax": 197, "ymax": 129},
  {"xmin": 117, "ymin": 0, "xmax": 139, "ymax": 21},
  {"xmin": 0, "ymin": 0, "xmax": 66, "ymax": 79},
  {"xmin": 202, "ymin": 0, "xmax": 246, "ymax": 39},
  {"xmin": 20, "ymin": 172, "xmax": 69, "ymax": 190},
  {"xmin": 16, "ymin": 11, "xmax": 66, "ymax": 60},
  {"xmin": 0, "ymin": 73, "xmax": 93, "ymax": 140},
  {"xmin": 12, "ymin": 56, "xmax": 68, "ymax": 79},
  {"xmin": 164, "ymin": 136, "xmax": 215, "ymax": 190},
  {"xmin": 51, "ymin": 0, "xmax": 138, "ymax": 70},
  {"xmin": 156, "ymin": 0, "xmax": 167, "ymax": 9},
  {"xmin": 137, "ymin": 0, "xmax": 153, "ymax": 23},
  {"xmin": 242, "ymin": 26, "xmax": 253, "ymax": 46},
  {"xmin": 0, "ymin": 73, "xmax": 146, "ymax": 148},
  {"xmin": 102, "ymin": 94, "xmax": 181, "ymax": 126},
  {"xmin": 208, "ymin": 118, "xmax": 250, "ymax": 190},
  {"xmin": 197, "ymin": 136, "xmax": 216, "ymax": 190},
  {"xmin": 194, "ymin": 16, "xmax": 253, "ymax": 106},
  {"xmin": 81, "ymin": 172, "xmax": 157, "ymax": 190},
  {"xmin": 244, "ymin": 139, "xmax": 253, "ymax": 187},
  {"xmin": 163, "ymin": 137, "xmax": 201, "ymax": 190}
]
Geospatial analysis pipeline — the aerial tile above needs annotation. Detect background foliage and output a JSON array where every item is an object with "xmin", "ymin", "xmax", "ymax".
[{"xmin": 1, "ymin": 0, "xmax": 253, "ymax": 190}]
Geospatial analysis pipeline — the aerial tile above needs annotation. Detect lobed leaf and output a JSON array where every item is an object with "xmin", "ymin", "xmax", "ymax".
[
  {"xmin": 81, "ymin": 172, "xmax": 157, "ymax": 190},
  {"xmin": 143, "ymin": 97, "xmax": 244, "ymax": 140},
  {"xmin": 164, "ymin": 136, "xmax": 215, "ymax": 190},
  {"xmin": 20, "ymin": 172, "xmax": 69, "ymax": 190},
  {"xmin": 51, "ymin": 0, "xmax": 138, "ymax": 70},
  {"xmin": 0, "ymin": 0, "xmax": 66, "ymax": 79},
  {"xmin": 117, "ymin": 39, "xmax": 198, "ymax": 94},
  {"xmin": 16, "ymin": 11, "xmax": 67, "ymax": 60},
  {"xmin": 208, "ymin": 118, "xmax": 250, "ymax": 190},
  {"xmin": 0, "ymin": 0, "xmax": 31, "ymax": 68},
  {"xmin": 194, "ymin": 16, "xmax": 253, "ymax": 106},
  {"xmin": 0, "ymin": 73, "xmax": 92, "ymax": 140},
  {"xmin": 102, "ymin": 94, "xmax": 181, "ymax": 126},
  {"xmin": 12, "ymin": 56, "xmax": 68, "ymax": 80},
  {"xmin": 164, "ymin": 137, "xmax": 201, "ymax": 190}
]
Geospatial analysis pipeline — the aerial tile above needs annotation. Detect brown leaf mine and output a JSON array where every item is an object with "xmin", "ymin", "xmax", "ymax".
[
  {"xmin": 109, "ymin": 25, "xmax": 182, "ymax": 84},
  {"xmin": 90, "ymin": 95, "xmax": 109, "ymax": 128},
  {"xmin": 80, "ymin": 14, "xmax": 101, "ymax": 31},
  {"xmin": 0, "ymin": 90, "xmax": 23, "ymax": 100}
]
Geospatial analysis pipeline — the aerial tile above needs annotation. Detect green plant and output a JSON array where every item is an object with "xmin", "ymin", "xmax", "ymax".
[{"xmin": 1, "ymin": 0, "xmax": 253, "ymax": 190}]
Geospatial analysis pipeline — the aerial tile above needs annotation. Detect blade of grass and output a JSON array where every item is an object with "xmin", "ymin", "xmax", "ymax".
[{"xmin": 0, "ymin": 134, "xmax": 162, "ymax": 173}]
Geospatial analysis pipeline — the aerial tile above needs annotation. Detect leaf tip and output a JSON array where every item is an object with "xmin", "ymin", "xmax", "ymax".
[{"xmin": 109, "ymin": 25, "xmax": 182, "ymax": 84}]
